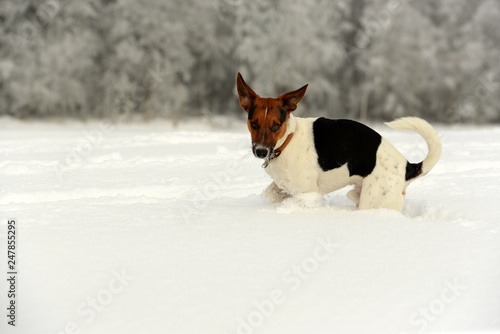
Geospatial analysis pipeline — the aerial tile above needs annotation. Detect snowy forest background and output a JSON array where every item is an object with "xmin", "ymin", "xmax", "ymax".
[{"xmin": 0, "ymin": 0, "xmax": 499, "ymax": 123}]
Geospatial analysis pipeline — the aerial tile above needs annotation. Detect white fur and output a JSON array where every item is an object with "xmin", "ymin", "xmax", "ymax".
[
  {"xmin": 385, "ymin": 117, "xmax": 442, "ymax": 176},
  {"xmin": 263, "ymin": 116, "xmax": 441, "ymax": 211}
]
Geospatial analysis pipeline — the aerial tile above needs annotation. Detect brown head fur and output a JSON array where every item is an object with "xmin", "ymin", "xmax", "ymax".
[{"xmin": 236, "ymin": 72, "xmax": 308, "ymax": 152}]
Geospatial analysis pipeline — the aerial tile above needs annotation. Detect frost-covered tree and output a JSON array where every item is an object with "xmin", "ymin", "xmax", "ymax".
[
  {"xmin": 91, "ymin": 0, "xmax": 194, "ymax": 119},
  {"xmin": 0, "ymin": 1, "xmax": 99, "ymax": 118},
  {"xmin": 234, "ymin": 0, "xmax": 347, "ymax": 117},
  {"xmin": 357, "ymin": 0, "xmax": 500, "ymax": 123},
  {"xmin": 358, "ymin": 1, "xmax": 443, "ymax": 121},
  {"xmin": 0, "ymin": 0, "xmax": 498, "ymax": 122}
]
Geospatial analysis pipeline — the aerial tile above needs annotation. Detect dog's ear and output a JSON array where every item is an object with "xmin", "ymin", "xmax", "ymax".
[
  {"xmin": 236, "ymin": 73, "xmax": 258, "ymax": 112},
  {"xmin": 279, "ymin": 84, "xmax": 308, "ymax": 112}
]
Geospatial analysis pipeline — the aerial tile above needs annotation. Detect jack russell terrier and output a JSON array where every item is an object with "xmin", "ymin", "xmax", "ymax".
[{"xmin": 236, "ymin": 72, "xmax": 442, "ymax": 210}]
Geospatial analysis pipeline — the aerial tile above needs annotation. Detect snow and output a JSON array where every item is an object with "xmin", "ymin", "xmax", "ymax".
[{"xmin": 1, "ymin": 119, "xmax": 500, "ymax": 334}]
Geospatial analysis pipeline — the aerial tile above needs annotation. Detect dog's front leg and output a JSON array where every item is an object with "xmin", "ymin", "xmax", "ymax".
[{"xmin": 263, "ymin": 181, "xmax": 291, "ymax": 203}]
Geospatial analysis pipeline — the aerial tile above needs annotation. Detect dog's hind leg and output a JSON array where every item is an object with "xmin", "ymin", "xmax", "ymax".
[
  {"xmin": 358, "ymin": 138, "xmax": 408, "ymax": 211},
  {"xmin": 263, "ymin": 181, "xmax": 291, "ymax": 203},
  {"xmin": 358, "ymin": 174, "xmax": 405, "ymax": 211}
]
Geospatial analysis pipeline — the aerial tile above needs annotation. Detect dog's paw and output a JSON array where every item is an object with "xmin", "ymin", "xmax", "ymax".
[
  {"xmin": 286, "ymin": 192, "xmax": 324, "ymax": 208},
  {"xmin": 262, "ymin": 182, "xmax": 292, "ymax": 203},
  {"xmin": 347, "ymin": 186, "xmax": 361, "ymax": 205},
  {"xmin": 263, "ymin": 187, "xmax": 291, "ymax": 203}
]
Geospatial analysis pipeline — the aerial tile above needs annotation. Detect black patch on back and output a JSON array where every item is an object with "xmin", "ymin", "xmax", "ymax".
[
  {"xmin": 405, "ymin": 161, "xmax": 422, "ymax": 181},
  {"xmin": 312, "ymin": 118, "xmax": 382, "ymax": 177}
]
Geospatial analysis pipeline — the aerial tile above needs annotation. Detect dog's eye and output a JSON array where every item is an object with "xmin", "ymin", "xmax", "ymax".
[
  {"xmin": 271, "ymin": 123, "xmax": 281, "ymax": 133},
  {"xmin": 250, "ymin": 121, "xmax": 259, "ymax": 130}
]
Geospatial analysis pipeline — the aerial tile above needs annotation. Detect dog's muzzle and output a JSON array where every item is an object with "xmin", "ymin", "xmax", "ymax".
[{"xmin": 252, "ymin": 144, "xmax": 271, "ymax": 159}]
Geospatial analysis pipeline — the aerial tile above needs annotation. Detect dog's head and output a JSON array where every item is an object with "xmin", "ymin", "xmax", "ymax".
[{"xmin": 236, "ymin": 72, "xmax": 308, "ymax": 159}]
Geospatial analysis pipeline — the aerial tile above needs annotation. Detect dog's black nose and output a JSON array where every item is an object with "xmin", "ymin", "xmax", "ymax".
[{"xmin": 255, "ymin": 148, "xmax": 269, "ymax": 159}]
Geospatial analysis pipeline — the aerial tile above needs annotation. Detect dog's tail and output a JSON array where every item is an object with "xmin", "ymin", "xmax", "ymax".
[{"xmin": 385, "ymin": 117, "xmax": 442, "ymax": 181}]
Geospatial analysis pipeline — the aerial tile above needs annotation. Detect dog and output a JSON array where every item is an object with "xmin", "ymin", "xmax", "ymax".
[{"xmin": 236, "ymin": 72, "xmax": 442, "ymax": 210}]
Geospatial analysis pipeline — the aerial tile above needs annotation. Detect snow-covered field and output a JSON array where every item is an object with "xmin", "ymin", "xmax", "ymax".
[{"xmin": 1, "ymin": 118, "xmax": 500, "ymax": 334}]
